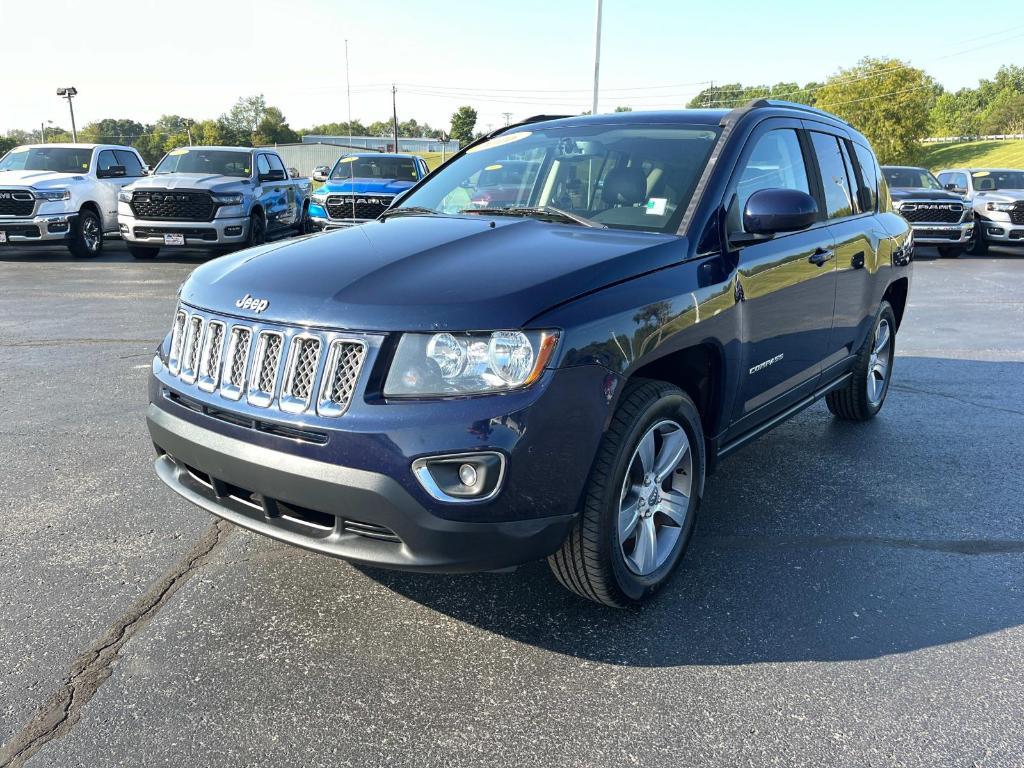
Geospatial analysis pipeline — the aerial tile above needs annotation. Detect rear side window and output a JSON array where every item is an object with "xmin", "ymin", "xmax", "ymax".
[
  {"xmin": 114, "ymin": 150, "xmax": 144, "ymax": 177},
  {"xmin": 852, "ymin": 144, "xmax": 879, "ymax": 212},
  {"xmin": 809, "ymin": 132, "xmax": 855, "ymax": 219},
  {"xmin": 838, "ymin": 141, "xmax": 863, "ymax": 214},
  {"xmin": 733, "ymin": 128, "xmax": 811, "ymax": 227}
]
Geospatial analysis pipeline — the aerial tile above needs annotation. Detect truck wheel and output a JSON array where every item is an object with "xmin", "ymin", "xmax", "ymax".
[
  {"xmin": 247, "ymin": 210, "xmax": 267, "ymax": 247},
  {"xmin": 966, "ymin": 229, "xmax": 988, "ymax": 255},
  {"xmin": 826, "ymin": 301, "xmax": 896, "ymax": 421},
  {"xmin": 937, "ymin": 247, "xmax": 963, "ymax": 259},
  {"xmin": 295, "ymin": 202, "xmax": 313, "ymax": 235},
  {"xmin": 127, "ymin": 244, "xmax": 160, "ymax": 260},
  {"xmin": 548, "ymin": 379, "xmax": 704, "ymax": 607},
  {"xmin": 68, "ymin": 209, "xmax": 103, "ymax": 258}
]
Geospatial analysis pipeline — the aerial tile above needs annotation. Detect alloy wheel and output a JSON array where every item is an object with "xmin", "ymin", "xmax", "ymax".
[
  {"xmin": 82, "ymin": 215, "xmax": 101, "ymax": 252},
  {"xmin": 617, "ymin": 419, "xmax": 693, "ymax": 576},
  {"xmin": 867, "ymin": 318, "xmax": 891, "ymax": 406}
]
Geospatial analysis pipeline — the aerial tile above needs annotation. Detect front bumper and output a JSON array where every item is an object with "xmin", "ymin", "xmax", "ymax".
[
  {"xmin": 119, "ymin": 212, "xmax": 249, "ymax": 248},
  {"xmin": 976, "ymin": 216, "xmax": 1024, "ymax": 244},
  {"xmin": 908, "ymin": 220, "xmax": 973, "ymax": 246},
  {"xmin": 309, "ymin": 202, "xmax": 371, "ymax": 230},
  {"xmin": 147, "ymin": 405, "xmax": 576, "ymax": 572},
  {"xmin": 0, "ymin": 213, "xmax": 76, "ymax": 244}
]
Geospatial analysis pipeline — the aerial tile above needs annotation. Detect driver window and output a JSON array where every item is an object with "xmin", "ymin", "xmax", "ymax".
[
  {"xmin": 730, "ymin": 128, "xmax": 811, "ymax": 232},
  {"xmin": 257, "ymin": 154, "xmax": 271, "ymax": 177}
]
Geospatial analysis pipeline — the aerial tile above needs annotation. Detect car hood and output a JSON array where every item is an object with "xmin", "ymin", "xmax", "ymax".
[
  {"xmin": 0, "ymin": 169, "xmax": 87, "ymax": 187},
  {"xmin": 973, "ymin": 190, "xmax": 1024, "ymax": 203},
  {"xmin": 319, "ymin": 177, "xmax": 415, "ymax": 196},
  {"xmin": 129, "ymin": 174, "xmax": 253, "ymax": 193},
  {"xmin": 181, "ymin": 215, "xmax": 684, "ymax": 331},
  {"xmin": 889, "ymin": 187, "xmax": 964, "ymax": 202}
]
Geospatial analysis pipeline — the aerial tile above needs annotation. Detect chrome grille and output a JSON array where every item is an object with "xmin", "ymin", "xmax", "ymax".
[
  {"xmin": 0, "ymin": 190, "xmax": 36, "ymax": 217},
  {"xmin": 180, "ymin": 316, "xmax": 204, "ymax": 384},
  {"xmin": 318, "ymin": 341, "xmax": 366, "ymax": 417},
  {"xmin": 247, "ymin": 332, "xmax": 284, "ymax": 407},
  {"xmin": 162, "ymin": 307, "xmax": 368, "ymax": 418},
  {"xmin": 280, "ymin": 336, "xmax": 322, "ymax": 414},
  {"xmin": 197, "ymin": 321, "xmax": 225, "ymax": 392}
]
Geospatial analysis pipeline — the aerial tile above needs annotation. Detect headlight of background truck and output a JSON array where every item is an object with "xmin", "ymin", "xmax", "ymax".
[
  {"xmin": 986, "ymin": 201, "xmax": 1016, "ymax": 212},
  {"xmin": 118, "ymin": 189, "xmax": 133, "ymax": 202},
  {"xmin": 384, "ymin": 330, "xmax": 559, "ymax": 396},
  {"xmin": 33, "ymin": 188, "xmax": 71, "ymax": 202}
]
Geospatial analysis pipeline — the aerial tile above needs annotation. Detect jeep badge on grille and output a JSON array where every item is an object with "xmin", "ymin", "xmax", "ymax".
[{"xmin": 235, "ymin": 294, "xmax": 270, "ymax": 313}]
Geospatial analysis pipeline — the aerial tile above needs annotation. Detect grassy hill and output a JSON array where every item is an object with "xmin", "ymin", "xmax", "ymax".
[{"xmin": 921, "ymin": 140, "xmax": 1024, "ymax": 171}]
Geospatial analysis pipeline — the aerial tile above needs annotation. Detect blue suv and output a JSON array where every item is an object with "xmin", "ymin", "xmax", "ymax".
[{"xmin": 147, "ymin": 101, "xmax": 912, "ymax": 606}]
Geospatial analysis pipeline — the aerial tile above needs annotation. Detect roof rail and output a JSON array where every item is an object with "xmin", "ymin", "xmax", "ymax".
[{"xmin": 744, "ymin": 98, "xmax": 850, "ymax": 125}]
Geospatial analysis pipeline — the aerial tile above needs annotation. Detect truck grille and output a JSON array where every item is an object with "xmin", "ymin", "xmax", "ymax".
[
  {"xmin": 899, "ymin": 202, "xmax": 963, "ymax": 224},
  {"xmin": 130, "ymin": 190, "xmax": 216, "ymax": 221},
  {"xmin": 161, "ymin": 306, "xmax": 368, "ymax": 418},
  {"xmin": 324, "ymin": 195, "xmax": 392, "ymax": 221},
  {"xmin": 0, "ymin": 190, "xmax": 35, "ymax": 217},
  {"xmin": 1011, "ymin": 203, "xmax": 1024, "ymax": 225}
]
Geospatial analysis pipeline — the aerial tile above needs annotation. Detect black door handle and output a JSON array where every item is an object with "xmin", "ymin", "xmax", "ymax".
[{"xmin": 809, "ymin": 247, "xmax": 835, "ymax": 266}]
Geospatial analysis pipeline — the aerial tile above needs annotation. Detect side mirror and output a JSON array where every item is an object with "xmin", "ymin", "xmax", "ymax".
[
  {"xmin": 259, "ymin": 169, "xmax": 286, "ymax": 182},
  {"xmin": 742, "ymin": 188, "xmax": 818, "ymax": 237},
  {"xmin": 312, "ymin": 166, "xmax": 330, "ymax": 183},
  {"xmin": 141, "ymin": 165, "xmax": 152, "ymax": 176},
  {"xmin": 98, "ymin": 165, "xmax": 126, "ymax": 179}
]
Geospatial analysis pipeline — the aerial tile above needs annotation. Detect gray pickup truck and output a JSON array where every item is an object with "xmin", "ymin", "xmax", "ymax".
[{"xmin": 117, "ymin": 146, "xmax": 312, "ymax": 259}]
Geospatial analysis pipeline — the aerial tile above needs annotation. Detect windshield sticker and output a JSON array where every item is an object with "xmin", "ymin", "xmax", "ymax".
[
  {"xmin": 645, "ymin": 198, "xmax": 668, "ymax": 216},
  {"xmin": 485, "ymin": 164, "xmax": 503, "ymax": 171},
  {"xmin": 10, "ymin": 146, "xmax": 27, "ymax": 153},
  {"xmin": 972, "ymin": 171, "xmax": 990, "ymax": 177},
  {"xmin": 337, "ymin": 156, "xmax": 358, "ymax": 163},
  {"xmin": 467, "ymin": 131, "xmax": 532, "ymax": 154},
  {"xmin": 168, "ymin": 148, "xmax": 188, "ymax": 156}
]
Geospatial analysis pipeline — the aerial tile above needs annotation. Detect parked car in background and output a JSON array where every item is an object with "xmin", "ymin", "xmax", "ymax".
[
  {"xmin": 936, "ymin": 167, "xmax": 1024, "ymax": 255},
  {"xmin": 118, "ymin": 146, "xmax": 312, "ymax": 260},
  {"xmin": 882, "ymin": 165, "xmax": 973, "ymax": 258},
  {"xmin": 145, "ymin": 102, "xmax": 912, "ymax": 607},
  {"xmin": 0, "ymin": 143, "xmax": 147, "ymax": 257},
  {"xmin": 309, "ymin": 153, "xmax": 429, "ymax": 229}
]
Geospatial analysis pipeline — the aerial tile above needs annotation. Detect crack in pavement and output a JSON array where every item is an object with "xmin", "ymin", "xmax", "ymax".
[
  {"xmin": 0, "ymin": 520, "xmax": 230, "ymax": 768},
  {"xmin": 890, "ymin": 383, "xmax": 1024, "ymax": 418},
  {"xmin": 0, "ymin": 339, "xmax": 157, "ymax": 349},
  {"xmin": 704, "ymin": 534, "xmax": 1024, "ymax": 555}
]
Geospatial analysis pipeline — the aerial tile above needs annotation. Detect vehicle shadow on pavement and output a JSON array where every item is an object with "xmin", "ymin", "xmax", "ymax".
[{"xmin": 365, "ymin": 357, "xmax": 1024, "ymax": 667}]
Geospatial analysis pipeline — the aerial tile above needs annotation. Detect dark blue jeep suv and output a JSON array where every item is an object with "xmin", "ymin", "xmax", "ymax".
[{"xmin": 147, "ymin": 101, "xmax": 912, "ymax": 607}]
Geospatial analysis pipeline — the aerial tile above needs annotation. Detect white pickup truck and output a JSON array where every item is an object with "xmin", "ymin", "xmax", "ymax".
[{"xmin": 0, "ymin": 143, "xmax": 147, "ymax": 257}]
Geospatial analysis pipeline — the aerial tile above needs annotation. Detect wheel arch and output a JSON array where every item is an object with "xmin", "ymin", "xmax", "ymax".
[{"xmin": 883, "ymin": 277, "xmax": 909, "ymax": 331}]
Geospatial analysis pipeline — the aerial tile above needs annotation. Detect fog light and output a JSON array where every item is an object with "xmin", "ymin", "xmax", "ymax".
[
  {"xmin": 118, "ymin": 223, "xmax": 129, "ymax": 233},
  {"xmin": 225, "ymin": 225, "xmax": 243, "ymax": 236},
  {"xmin": 412, "ymin": 452, "xmax": 505, "ymax": 502},
  {"xmin": 989, "ymin": 227, "xmax": 1005, "ymax": 235}
]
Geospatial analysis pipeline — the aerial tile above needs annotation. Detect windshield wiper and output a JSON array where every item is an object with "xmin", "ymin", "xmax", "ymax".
[
  {"xmin": 378, "ymin": 206, "xmax": 441, "ymax": 220},
  {"xmin": 460, "ymin": 205, "xmax": 607, "ymax": 229}
]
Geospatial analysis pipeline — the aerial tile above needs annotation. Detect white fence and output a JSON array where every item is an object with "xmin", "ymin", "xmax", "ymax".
[{"xmin": 923, "ymin": 134, "xmax": 1024, "ymax": 144}]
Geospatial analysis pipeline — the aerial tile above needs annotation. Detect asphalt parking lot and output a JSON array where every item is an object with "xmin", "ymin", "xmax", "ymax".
[{"xmin": 1, "ymin": 241, "xmax": 1022, "ymax": 768}]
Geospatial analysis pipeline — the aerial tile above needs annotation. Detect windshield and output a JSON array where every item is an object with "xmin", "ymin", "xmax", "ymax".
[
  {"xmin": 882, "ymin": 167, "xmax": 942, "ymax": 190},
  {"xmin": 972, "ymin": 170, "xmax": 1024, "ymax": 191},
  {"xmin": 397, "ymin": 123, "xmax": 721, "ymax": 233},
  {"xmin": 331, "ymin": 156, "xmax": 419, "ymax": 181},
  {"xmin": 155, "ymin": 149, "xmax": 252, "ymax": 177},
  {"xmin": 0, "ymin": 146, "xmax": 92, "ymax": 173}
]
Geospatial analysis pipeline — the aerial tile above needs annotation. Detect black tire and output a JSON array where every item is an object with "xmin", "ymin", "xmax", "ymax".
[
  {"xmin": 966, "ymin": 228, "xmax": 989, "ymax": 255},
  {"xmin": 68, "ymin": 208, "xmax": 103, "ymax": 258},
  {"xmin": 295, "ymin": 202, "xmax": 313, "ymax": 235},
  {"xmin": 127, "ymin": 244, "xmax": 159, "ymax": 260},
  {"xmin": 247, "ymin": 209, "xmax": 267, "ymax": 247},
  {"xmin": 826, "ymin": 301, "xmax": 896, "ymax": 421},
  {"xmin": 937, "ymin": 247, "xmax": 964, "ymax": 259},
  {"xmin": 548, "ymin": 378, "xmax": 705, "ymax": 607}
]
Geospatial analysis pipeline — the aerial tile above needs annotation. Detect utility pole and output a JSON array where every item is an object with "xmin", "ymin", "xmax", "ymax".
[
  {"xmin": 704, "ymin": 81, "xmax": 714, "ymax": 108},
  {"xmin": 345, "ymin": 39, "xmax": 352, "ymax": 147},
  {"xmin": 40, "ymin": 122, "xmax": 45, "ymax": 143},
  {"xmin": 591, "ymin": 0, "xmax": 603, "ymax": 116},
  {"xmin": 501, "ymin": 112, "xmax": 512, "ymax": 126},
  {"xmin": 57, "ymin": 87, "xmax": 78, "ymax": 141},
  {"xmin": 392, "ymin": 85, "xmax": 399, "ymax": 152}
]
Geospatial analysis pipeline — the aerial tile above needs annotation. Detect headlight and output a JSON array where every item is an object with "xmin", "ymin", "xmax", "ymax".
[
  {"xmin": 311, "ymin": 192, "xmax": 328, "ymax": 204},
  {"xmin": 118, "ymin": 189, "xmax": 133, "ymax": 202},
  {"xmin": 33, "ymin": 188, "xmax": 70, "ymax": 202},
  {"xmin": 212, "ymin": 193, "xmax": 244, "ymax": 205},
  {"xmin": 384, "ymin": 330, "xmax": 559, "ymax": 396},
  {"xmin": 986, "ymin": 201, "xmax": 1016, "ymax": 212}
]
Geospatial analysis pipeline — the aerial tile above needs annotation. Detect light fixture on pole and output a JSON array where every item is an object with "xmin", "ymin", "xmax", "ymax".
[{"xmin": 56, "ymin": 87, "xmax": 78, "ymax": 142}]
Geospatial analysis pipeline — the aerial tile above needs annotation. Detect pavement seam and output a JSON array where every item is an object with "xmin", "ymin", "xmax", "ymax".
[
  {"xmin": 891, "ymin": 383, "xmax": 1024, "ymax": 418},
  {"xmin": 0, "ymin": 519, "xmax": 230, "ymax": 768},
  {"xmin": 705, "ymin": 534, "xmax": 1024, "ymax": 555}
]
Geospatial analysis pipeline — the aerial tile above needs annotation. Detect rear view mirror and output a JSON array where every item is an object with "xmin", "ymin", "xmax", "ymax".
[
  {"xmin": 312, "ymin": 166, "xmax": 330, "ymax": 183},
  {"xmin": 742, "ymin": 188, "xmax": 818, "ymax": 236}
]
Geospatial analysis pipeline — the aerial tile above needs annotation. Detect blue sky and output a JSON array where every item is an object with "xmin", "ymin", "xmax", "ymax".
[{"xmin": 2, "ymin": 0, "xmax": 1021, "ymax": 135}]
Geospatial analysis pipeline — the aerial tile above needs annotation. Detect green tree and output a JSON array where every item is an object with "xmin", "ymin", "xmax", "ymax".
[
  {"xmin": 450, "ymin": 105, "xmax": 477, "ymax": 146},
  {"xmin": 80, "ymin": 118, "xmax": 146, "ymax": 145},
  {"xmin": 221, "ymin": 94, "xmax": 268, "ymax": 143},
  {"xmin": 254, "ymin": 106, "xmax": 299, "ymax": 145},
  {"xmin": 930, "ymin": 89, "xmax": 985, "ymax": 136},
  {"xmin": 303, "ymin": 120, "xmax": 369, "ymax": 138},
  {"xmin": 980, "ymin": 89, "xmax": 1024, "ymax": 135},
  {"xmin": 813, "ymin": 57, "xmax": 937, "ymax": 164}
]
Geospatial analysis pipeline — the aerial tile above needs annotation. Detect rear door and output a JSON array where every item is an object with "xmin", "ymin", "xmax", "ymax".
[{"xmin": 727, "ymin": 119, "xmax": 838, "ymax": 426}]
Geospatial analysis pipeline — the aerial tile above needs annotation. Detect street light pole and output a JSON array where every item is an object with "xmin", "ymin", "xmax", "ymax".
[
  {"xmin": 392, "ymin": 85, "xmax": 399, "ymax": 153},
  {"xmin": 591, "ymin": 0, "xmax": 603, "ymax": 116},
  {"xmin": 345, "ymin": 39, "xmax": 352, "ymax": 147},
  {"xmin": 56, "ymin": 87, "xmax": 78, "ymax": 141}
]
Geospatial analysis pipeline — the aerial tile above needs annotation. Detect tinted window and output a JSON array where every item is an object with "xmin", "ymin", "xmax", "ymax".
[
  {"xmin": 97, "ymin": 150, "xmax": 118, "ymax": 172},
  {"xmin": 882, "ymin": 167, "xmax": 942, "ymax": 190},
  {"xmin": 853, "ymin": 144, "xmax": 879, "ymax": 211},
  {"xmin": 733, "ymin": 129, "xmax": 810, "ymax": 228},
  {"xmin": 838, "ymin": 141, "xmax": 863, "ymax": 214},
  {"xmin": 266, "ymin": 153, "xmax": 286, "ymax": 174},
  {"xmin": 114, "ymin": 150, "xmax": 144, "ymax": 177},
  {"xmin": 972, "ymin": 170, "xmax": 1024, "ymax": 191},
  {"xmin": 810, "ymin": 132, "xmax": 855, "ymax": 219},
  {"xmin": 256, "ymin": 154, "xmax": 271, "ymax": 176},
  {"xmin": 331, "ymin": 156, "xmax": 419, "ymax": 182}
]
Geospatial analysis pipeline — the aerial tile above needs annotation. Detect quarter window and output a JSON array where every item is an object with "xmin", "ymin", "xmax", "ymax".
[
  {"xmin": 810, "ymin": 132, "xmax": 855, "ymax": 219},
  {"xmin": 838, "ymin": 141, "xmax": 863, "ymax": 214},
  {"xmin": 733, "ymin": 128, "xmax": 811, "ymax": 231},
  {"xmin": 852, "ymin": 144, "xmax": 879, "ymax": 212}
]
